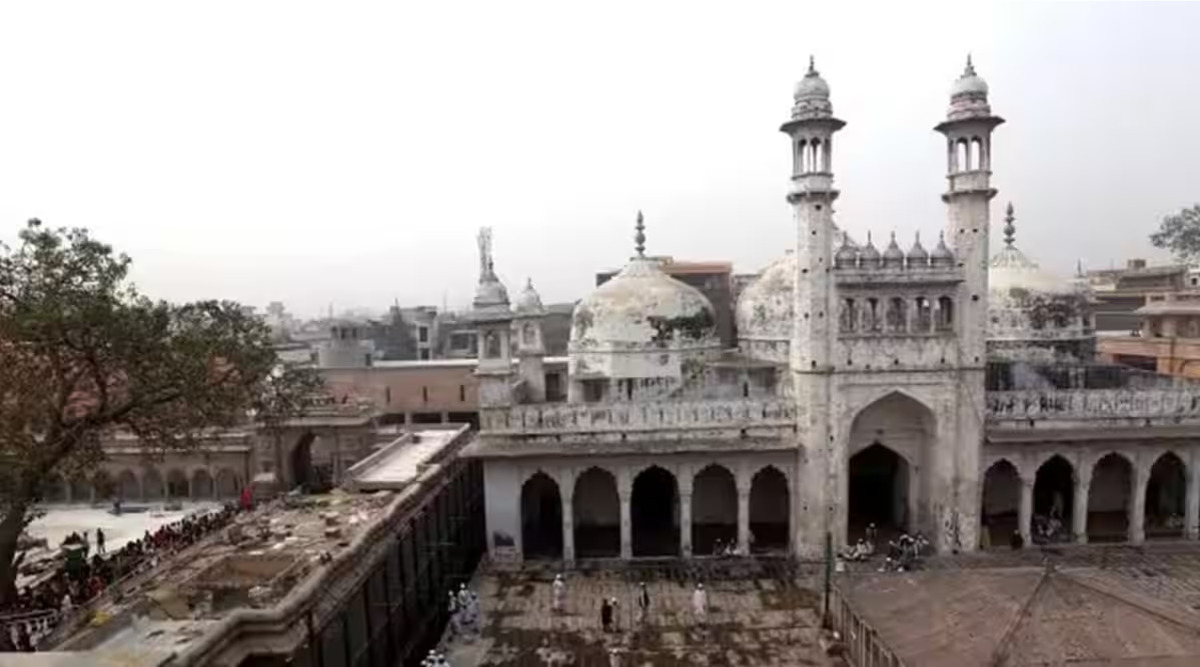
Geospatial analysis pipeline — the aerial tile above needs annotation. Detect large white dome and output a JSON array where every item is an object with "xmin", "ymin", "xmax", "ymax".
[
  {"xmin": 736, "ymin": 252, "xmax": 795, "ymax": 364},
  {"xmin": 571, "ymin": 258, "xmax": 717, "ymax": 351}
]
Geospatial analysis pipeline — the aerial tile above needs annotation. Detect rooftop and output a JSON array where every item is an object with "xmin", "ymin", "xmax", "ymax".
[
  {"xmin": 345, "ymin": 426, "xmax": 468, "ymax": 491},
  {"xmin": 441, "ymin": 561, "xmax": 836, "ymax": 666}
]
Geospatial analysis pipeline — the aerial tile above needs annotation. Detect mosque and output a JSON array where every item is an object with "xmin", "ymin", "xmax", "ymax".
[{"xmin": 464, "ymin": 58, "xmax": 1200, "ymax": 562}]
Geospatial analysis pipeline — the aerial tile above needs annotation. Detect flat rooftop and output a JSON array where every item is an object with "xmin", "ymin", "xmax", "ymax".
[
  {"xmin": 349, "ymin": 427, "xmax": 464, "ymax": 490},
  {"xmin": 442, "ymin": 561, "xmax": 837, "ymax": 666}
]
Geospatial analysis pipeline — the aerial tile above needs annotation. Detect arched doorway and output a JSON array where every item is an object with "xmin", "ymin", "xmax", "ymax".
[
  {"xmin": 1033, "ymin": 455, "xmax": 1074, "ymax": 544},
  {"xmin": 192, "ymin": 470, "xmax": 214, "ymax": 500},
  {"xmin": 573, "ymin": 467, "xmax": 620, "ymax": 558},
  {"xmin": 143, "ymin": 468, "xmax": 165, "ymax": 501},
  {"xmin": 215, "ymin": 468, "xmax": 240, "ymax": 499},
  {"xmin": 117, "ymin": 469, "xmax": 140, "ymax": 501},
  {"xmin": 981, "ymin": 460, "xmax": 1021, "ymax": 548},
  {"xmin": 69, "ymin": 476, "xmax": 90, "ymax": 504},
  {"xmin": 750, "ymin": 466, "xmax": 790, "ymax": 553},
  {"xmin": 692, "ymin": 465, "xmax": 737, "ymax": 555},
  {"xmin": 1088, "ymin": 454, "xmax": 1133, "ymax": 543},
  {"xmin": 166, "ymin": 469, "xmax": 189, "ymax": 500},
  {"xmin": 290, "ymin": 432, "xmax": 315, "ymax": 492},
  {"xmin": 632, "ymin": 466, "xmax": 679, "ymax": 557},
  {"xmin": 848, "ymin": 444, "xmax": 911, "ymax": 543},
  {"xmin": 847, "ymin": 392, "xmax": 933, "ymax": 544},
  {"xmin": 520, "ymin": 472, "xmax": 563, "ymax": 559},
  {"xmin": 1146, "ymin": 452, "xmax": 1186, "ymax": 539}
]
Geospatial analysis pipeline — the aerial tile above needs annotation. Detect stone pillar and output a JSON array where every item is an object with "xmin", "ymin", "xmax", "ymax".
[
  {"xmin": 1130, "ymin": 467, "xmax": 1147, "ymax": 544},
  {"xmin": 619, "ymin": 493, "xmax": 632, "ymax": 559},
  {"xmin": 561, "ymin": 490, "xmax": 575, "ymax": 563},
  {"xmin": 680, "ymin": 491, "xmax": 693, "ymax": 557},
  {"xmin": 1186, "ymin": 460, "xmax": 1200, "ymax": 540},
  {"xmin": 1018, "ymin": 479, "xmax": 1033, "ymax": 547},
  {"xmin": 737, "ymin": 489, "xmax": 751, "ymax": 554},
  {"xmin": 1073, "ymin": 476, "xmax": 1090, "ymax": 544}
]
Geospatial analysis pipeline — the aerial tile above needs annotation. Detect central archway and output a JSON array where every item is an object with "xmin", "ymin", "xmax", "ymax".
[
  {"xmin": 520, "ymin": 472, "xmax": 563, "ymax": 559},
  {"xmin": 632, "ymin": 466, "xmax": 679, "ymax": 557},
  {"xmin": 573, "ymin": 467, "xmax": 620, "ymax": 558},
  {"xmin": 290, "ymin": 431, "xmax": 315, "ymax": 492},
  {"xmin": 1088, "ymin": 453, "xmax": 1132, "ymax": 543},
  {"xmin": 848, "ymin": 444, "xmax": 911, "ymax": 543},
  {"xmin": 847, "ymin": 392, "xmax": 933, "ymax": 544},
  {"xmin": 1146, "ymin": 452, "xmax": 1186, "ymax": 539},
  {"xmin": 691, "ymin": 465, "xmax": 737, "ymax": 555}
]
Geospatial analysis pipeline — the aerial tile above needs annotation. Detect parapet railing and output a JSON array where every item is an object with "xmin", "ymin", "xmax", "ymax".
[
  {"xmin": 480, "ymin": 398, "xmax": 796, "ymax": 435},
  {"xmin": 828, "ymin": 581, "xmax": 908, "ymax": 667},
  {"xmin": 986, "ymin": 388, "xmax": 1200, "ymax": 421}
]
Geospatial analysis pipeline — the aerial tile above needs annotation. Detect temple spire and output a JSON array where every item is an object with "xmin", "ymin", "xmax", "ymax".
[
  {"xmin": 634, "ymin": 210, "xmax": 646, "ymax": 258},
  {"xmin": 1003, "ymin": 202, "xmax": 1016, "ymax": 247}
]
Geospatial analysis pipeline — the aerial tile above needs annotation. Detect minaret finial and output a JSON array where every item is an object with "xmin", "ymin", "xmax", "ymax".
[
  {"xmin": 634, "ymin": 210, "xmax": 646, "ymax": 258},
  {"xmin": 866, "ymin": 231, "xmax": 873, "ymax": 246},
  {"xmin": 964, "ymin": 53, "xmax": 976, "ymax": 76},
  {"xmin": 1003, "ymin": 202, "xmax": 1016, "ymax": 247},
  {"xmin": 808, "ymin": 55, "xmax": 816, "ymax": 75}
]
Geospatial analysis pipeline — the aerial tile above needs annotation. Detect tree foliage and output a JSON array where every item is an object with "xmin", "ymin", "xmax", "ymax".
[
  {"xmin": 1150, "ymin": 204, "xmax": 1200, "ymax": 263},
  {"xmin": 0, "ymin": 219, "xmax": 321, "ymax": 606}
]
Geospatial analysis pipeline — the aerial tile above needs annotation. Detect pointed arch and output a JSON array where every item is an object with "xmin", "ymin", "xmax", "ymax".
[
  {"xmin": 143, "ymin": 468, "xmax": 165, "ymax": 501},
  {"xmin": 215, "ymin": 468, "xmax": 240, "ymax": 499},
  {"xmin": 632, "ymin": 465, "xmax": 679, "ymax": 557},
  {"xmin": 573, "ymin": 467, "xmax": 619, "ymax": 558},
  {"xmin": 93, "ymin": 470, "xmax": 114, "ymax": 502},
  {"xmin": 1088, "ymin": 453, "xmax": 1133, "ymax": 543},
  {"xmin": 1145, "ymin": 451, "xmax": 1186, "ymax": 539},
  {"xmin": 981, "ymin": 459, "xmax": 1021, "ymax": 549},
  {"xmin": 40, "ymin": 474, "xmax": 67, "ymax": 503},
  {"xmin": 1032, "ymin": 454, "xmax": 1073, "ymax": 544},
  {"xmin": 750, "ymin": 465, "xmax": 790, "ymax": 553},
  {"xmin": 848, "ymin": 391, "xmax": 935, "ymax": 542},
  {"xmin": 691, "ymin": 464, "xmax": 737, "ymax": 555},
  {"xmin": 192, "ymin": 469, "xmax": 214, "ymax": 500},
  {"xmin": 166, "ymin": 469, "xmax": 189, "ymax": 500},
  {"xmin": 117, "ymin": 469, "xmax": 140, "ymax": 501},
  {"xmin": 520, "ymin": 471, "xmax": 562, "ymax": 559}
]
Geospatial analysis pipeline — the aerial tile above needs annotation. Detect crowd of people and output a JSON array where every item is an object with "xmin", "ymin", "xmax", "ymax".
[
  {"xmin": 2, "ymin": 502, "xmax": 243, "ymax": 652},
  {"xmin": 838, "ymin": 523, "xmax": 931, "ymax": 572}
]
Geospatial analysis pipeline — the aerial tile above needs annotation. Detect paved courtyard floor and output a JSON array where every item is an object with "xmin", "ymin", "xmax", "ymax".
[{"xmin": 443, "ymin": 560, "xmax": 838, "ymax": 666}]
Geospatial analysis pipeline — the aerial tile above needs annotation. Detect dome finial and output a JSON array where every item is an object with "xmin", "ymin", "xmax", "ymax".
[
  {"xmin": 808, "ymin": 55, "xmax": 817, "ymax": 76},
  {"xmin": 964, "ymin": 53, "xmax": 976, "ymax": 77},
  {"xmin": 1003, "ymin": 202, "xmax": 1016, "ymax": 247},
  {"xmin": 634, "ymin": 210, "xmax": 646, "ymax": 258}
]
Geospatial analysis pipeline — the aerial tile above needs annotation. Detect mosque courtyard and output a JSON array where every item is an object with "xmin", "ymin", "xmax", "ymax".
[{"xmin": 442, "ymin": 560, "xmax": 838, "ymax": 666}]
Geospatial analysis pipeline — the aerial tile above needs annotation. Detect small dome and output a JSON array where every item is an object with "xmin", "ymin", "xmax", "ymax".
[
  {"xmin": 946, "ymin": 56, "xmax": 993, "ymax": 121},
  {"xmin": 859, "ymin": 233, "xmax": 881, "ymax": 267},
  {"xmin": 790, "ymin": 56, "xmax": 834, "ymax": 120},
  {"xmin": 473, "ymin": 279, "xmax": 509, "ymax": 310},
  {"xmin": 930, "ymin": 232, "xmax": 955, "ymax": 267},
  {"xmin": 950, "ymin": 64, "xmax": 989, "ymax": 98},
  {"xmin": 907, "ymin": 233, "xmax": 929, "ymax": 267},
  {"xmin": 834, "ymin": 233, "xmax": 858, "ymax": 268},
  {"xmin": 737, "ymin": 252, "xmax": 795, "ymax": 344},
  {"xmin": 882, "ymin": 232, "xmax": 905, "ymax": 268},
  {"xmin": 514, "ymin": 278, "xmax": 543, "ymax": 314}
]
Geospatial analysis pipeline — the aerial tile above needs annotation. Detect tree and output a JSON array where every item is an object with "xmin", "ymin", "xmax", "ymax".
[
  {"xmin": 0, "ymin": 219, "xmax": 322, "ymax": 608},
  {"xmin": 1150, "ymin": 204, "xmax": 1200, "ymax": 263}
]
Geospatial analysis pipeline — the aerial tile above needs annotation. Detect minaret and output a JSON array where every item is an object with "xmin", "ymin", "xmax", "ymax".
[
  {"xmin": 780, "ymin": 57, "xmax": 845, "ymax": 557},
  {"xmin": 935, "ymin": 55, "xmax": 1004, "ymax": 366},
  {"xmin": 470, "ymin": 227, "xmax": 514, "ymax": 409},
  {"xmin": 934, "ymin": 56, "xmax": 1003, "ymax": 554},
  {"xmin": 513, "ymin": 278, "xmax": 546, "ymax": 402}
]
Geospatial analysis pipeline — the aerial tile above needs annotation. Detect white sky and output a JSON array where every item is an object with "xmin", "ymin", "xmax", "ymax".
[{"xmin": 2, "ymin": 1, "xmax": 1197, "ymax": 318}]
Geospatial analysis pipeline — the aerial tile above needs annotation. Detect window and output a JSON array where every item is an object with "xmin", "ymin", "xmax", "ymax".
[
  {"xmin": 417, "ymin": 326, "xmax": 428, "ymax": 343},
  {"xmin": 583, "ymin": 380, "xmax": 606, "ymax": 403},
  {"xmin": 915, "ymin": 297, "xmax": 932, "ymax": 332},
  {"xmin": 866, "ymin": 298, "xmax": 880, "ymax": 333},
  {"xmin": 484, "ymin": 331, "xmax": 502, "ymax": 358},
  {"xmin": 419, "ymin": 349, "xmax": 430, "ymax": 360},
  {"xmin": 449, "ymin": 332, "xmax": 472, "ymax": 351},
  {"xmin": 840, "ymin": 298, "xmax": 857, "ymax": 333},
  {"xmin": 459, "ymin": 385, "xmax": 466, "ymax": 402},
  {"xmin": 385, "ymin": 387, "xmax": 392, "ymax": 405},
  {"xmin": 886, "ymin": 297, "xmax": 907, "ymax": 333},
  {"xmin": 522, "ymin": 323, "xmax": 535, "ymax": 345},
  {"xmin": 422, "ymin": 386, "xmax": 428, "ymax": 403},
  {"xmin": 936, "ymin": 296, "xmax": 954, "ymax": 331}
]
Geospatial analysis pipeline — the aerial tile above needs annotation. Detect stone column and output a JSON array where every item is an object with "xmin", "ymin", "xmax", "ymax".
[
  {"xmin": 680, "ymin": 491, "xmax": 693, "ymax": 557},
  {"xmin": 1186, "ymin": 460, "xmax": 1200, "ymax": 540},
  {"xmin": 1073, "ymin": 475, "xmax": 1090, "ymax": 544},
  {"xmin": 1018, "ymin": 479, "xmax": 1034, "ymax": 547},
  {"xmin": 561, "ymin": 490, "xmax": 575, "ymax": 563},
  {"xmin": 1130, "ymin": 467, "xmax": 1147, "ymax": 544},
  {"xmin": 619, "ymin": 493, "xmax": 632, "ymax": 559},
  {"xmin": 737, "ymin": 489, "xmax": 751, "ymax": 554}
]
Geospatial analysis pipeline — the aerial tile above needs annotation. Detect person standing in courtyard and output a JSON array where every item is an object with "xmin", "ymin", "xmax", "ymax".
[
  {"xmin": 600, "ymin": 596, "xmax": 613, "ymax": 632},
  {"xmin": 692, "ymin": 583, "xmax": 707, "ymax": 625},
  {"xmin": 96, "ymin": 528, "xmax": 106, "ymax": 555},
  {"xmin": 636, "ymin": 582, "xmax": 650, "ymax": 625},
  {"xmin": 552, "ymin": 573, "xmax": 565, "ymax": 613}
]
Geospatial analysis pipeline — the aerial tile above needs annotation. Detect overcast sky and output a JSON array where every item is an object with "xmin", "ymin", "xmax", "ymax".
[{"xmin": 2, "ymin": 1, "xmax": 1197, "ymax": 318}]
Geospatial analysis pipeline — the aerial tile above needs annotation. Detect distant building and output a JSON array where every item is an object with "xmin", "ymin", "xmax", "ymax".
[{"xmin": 1088, "ymin": 259, "xmax": 1191, "ymax": 332}]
